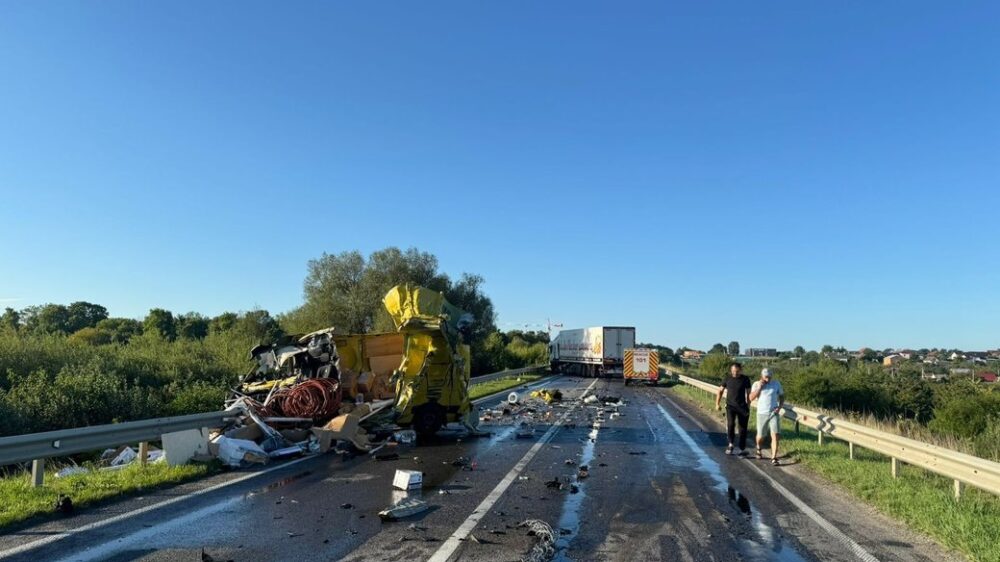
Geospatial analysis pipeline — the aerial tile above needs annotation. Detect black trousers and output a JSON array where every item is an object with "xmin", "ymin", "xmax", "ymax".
[{"xmin": 726, "ymin": 405, "xmax": 749, "ymax": 450}]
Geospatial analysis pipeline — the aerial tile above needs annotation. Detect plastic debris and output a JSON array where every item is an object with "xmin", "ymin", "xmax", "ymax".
[
  {"xmin": 214, "ymin": 436, "xmax": 269, "ymax": 466},
  {"xmin": 379, "ymin": 497, "xmax": 429, "ymax": 521},
  {"xmin": 519, "ymin": 519, "xmax": 556, "ymax": 562},
  {"xmin": 55, "ymin": 466, "xmax": 89, "ymax": 478}
]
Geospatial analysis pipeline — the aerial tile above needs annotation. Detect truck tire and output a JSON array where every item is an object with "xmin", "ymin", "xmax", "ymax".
[{"xmin": 413, "ymin": 402, "xmax": 446, "ymax": 439}]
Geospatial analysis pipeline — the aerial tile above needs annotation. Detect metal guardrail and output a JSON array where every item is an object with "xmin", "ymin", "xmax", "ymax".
[
  {"xmin": 0, "ymin": 411, "xmax": 232, "ymax": 468},
  {"xmin": 470, "ymin": 364, "xmax": 548, "ymax": 385},
  {"xmin": 677, "ymin": 374, "xmax": 1000, "ymax": 499}
]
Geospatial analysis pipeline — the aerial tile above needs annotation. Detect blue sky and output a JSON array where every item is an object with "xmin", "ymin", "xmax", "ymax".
[{"xmin": 0, "ymin": 2, "xmax": 997, "ymax": 351}]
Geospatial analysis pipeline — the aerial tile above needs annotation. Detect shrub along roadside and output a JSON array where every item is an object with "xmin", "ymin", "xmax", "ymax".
[{"xmin": 668, "ymin": 384, "xmax": 1000, "ymax": 562}]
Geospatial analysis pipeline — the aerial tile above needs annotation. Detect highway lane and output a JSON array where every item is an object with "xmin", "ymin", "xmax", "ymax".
[{"xmin": 0, "ymin": 376, "xmax": 963, "ymax": 562}]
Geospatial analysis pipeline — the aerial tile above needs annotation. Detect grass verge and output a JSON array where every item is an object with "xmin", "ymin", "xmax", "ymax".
[
  {"xmin": 668, "ymin": 384, "xmax": 1000, "ymax": 562},
  {"xmin": 0, "ymin": 461, "xmax": 219, "ymax": 529},
  {"xmin": 469, "ymin": 373, "xmax": 545, "ymax": 401}
]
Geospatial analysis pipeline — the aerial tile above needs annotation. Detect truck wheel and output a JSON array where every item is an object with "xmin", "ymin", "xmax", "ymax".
[{"xmin": 413, "ymin": 402, "xmax": 446, "ymax": 439}]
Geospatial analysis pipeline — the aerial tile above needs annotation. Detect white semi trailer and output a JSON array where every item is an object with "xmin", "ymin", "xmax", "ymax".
[{"xmin": 549, "ymin": 326, "xmax": 636, "ymax": 378}]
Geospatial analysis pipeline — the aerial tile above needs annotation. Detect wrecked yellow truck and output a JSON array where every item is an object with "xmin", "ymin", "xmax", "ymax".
[
  {"xmin": 233, "ymin": 283, "xmax": 474, "ymax": 437},
  {"xmin": 335, "ymin": 283, "xmax": 474, "ymax": 436}
]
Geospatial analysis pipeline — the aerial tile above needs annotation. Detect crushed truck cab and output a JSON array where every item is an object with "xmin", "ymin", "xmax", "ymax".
[
  {"xmin": 332, "ymin": 284, "xmax": 474, "ymax": 437},
  {"xmin": 381, "ymin": 284, "xmax": 473, "ymax": 436}
]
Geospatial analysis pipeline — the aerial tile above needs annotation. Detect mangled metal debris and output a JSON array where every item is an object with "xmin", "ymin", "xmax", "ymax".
[{"xmin": 210, "ymin": 284, "xmax": 479, "ymax": 467}]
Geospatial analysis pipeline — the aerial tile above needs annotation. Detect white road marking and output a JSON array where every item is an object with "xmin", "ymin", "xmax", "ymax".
[
  {"xmin": 0, "ymin": 374, "xmax": 564, "ymax": 560},
  {"xmin": 427, "ymin": 378, "xmax": 599, "ymax": 562},
  {"xmin": 0, "ymin": 454, "xmax": 316, "ymax": 560},
  {"xmin": 654, "ymin": 402, "xmax": 880, "ymax": 562},
  {"xmin": 660, "ymin": 393, "xmax": 709, "ymax": 431}
]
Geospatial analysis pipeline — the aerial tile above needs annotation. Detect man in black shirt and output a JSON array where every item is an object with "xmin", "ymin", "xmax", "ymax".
[{"xmin": 715, "ymin": 362, "xmax": 751, "ymax": 455}]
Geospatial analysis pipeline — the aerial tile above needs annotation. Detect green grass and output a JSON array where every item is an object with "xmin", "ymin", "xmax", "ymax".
[
  {"xmin": 668, "ymin": 384, "xmax": 1000, "ymax": 562},
  {"xmin": 0, "ymin": 461, "xmax": 217, "ymax": 529},
  {"xmin": 469, "ymin": 373, "xmax": 545, "ymax": 400}
]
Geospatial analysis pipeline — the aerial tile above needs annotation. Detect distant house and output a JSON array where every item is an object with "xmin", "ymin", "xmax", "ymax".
[
  {"xmin": 921, "ymin": 373, "xmax": 949, "ymax": 382},
  {"xmin": 950, "ymin": 368, "xmax": 973, "ymax": 377},
  {"xmin": 950, "ymin": 352, "xmax": 965, "ymax": 361},
  {"xmin": 883, "ymin": 354, "xmax": 905, "ymax": 367},
  {"xmin": 922, "ymin": 357, "xmax": 940, "ymax": 365},
  {"xmin": 682, "ymin": 350, "xmax": 704, "ymax": 360},
  {"xmin": 746, "ymin": 348, "xmax": 777, "ymax": 357},
  {"xmin": 977, "ymin": 371, "xmax": 998, "ymax": 383}
]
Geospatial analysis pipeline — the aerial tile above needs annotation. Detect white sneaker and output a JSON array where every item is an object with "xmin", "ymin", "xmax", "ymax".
[{"xmin": 725, "ymin": 445, "xmax": 734, "ymax": 455}]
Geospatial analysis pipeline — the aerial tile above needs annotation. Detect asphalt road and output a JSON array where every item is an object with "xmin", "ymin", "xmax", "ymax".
[{"xmin": 0, "ymin": 376, "xmax": 963, "ymax": 562}]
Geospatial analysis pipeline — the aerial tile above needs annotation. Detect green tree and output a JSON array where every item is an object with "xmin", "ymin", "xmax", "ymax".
[
  {"xmin": 287, "ymin": 247, "xmax": 495, "ymax": 343},
  {"xmin": 209, "ymin": 312, "xmax": 238, "ymax": 334},
  {"xmin": 700, "ymin": 353, "xmax": 732, "ymax": 381},
  {"xmin": 24, "ymin": 304, "xmax": 71, "ymax": 334},
  {"xmin": 710, "ymin": 343, "xmax": 727, "ymax": 354},
  {"xmin": 68, "ymin": 326, "xmax": 112, "ymax": 346},
  {"xmin": 727, "ymin": 341, "xmax": 740, "ymax": 356},
  {"xmin": 793, "ymin": 345, "xmax": 806, "ymax": 357},
  {"xmin": 66, "ymin": 301, "xmax": 109, "ymax": 333},
  {"xmin": 235, "ymin": 309, "xmax": 284, "ymax": 343},
  {"xmin": 0, "ymin": 307, "xmax": 20, "ymax": 332},
  {"xmin": 821, "ymin": 344, "xmax": 834, "ymax": 354},
  {"xmin": 143, "ymin": 308, "xmax": 176, "ymax": 340},
  {"xmin": 95, "ymin": 317, "xmax": 143, "ymax": 343},
  {"xmin": 176, "ymin": 313, "xmax": 209, "ymax": 340}
]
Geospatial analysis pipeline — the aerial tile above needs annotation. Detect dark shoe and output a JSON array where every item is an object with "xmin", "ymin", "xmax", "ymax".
[
  {"xmin": 756, "ymin": 448, "xmax": 763, "ymax": 460},
  {"xmin": 771, "ymin": 457, "xmax": 780, "ymax": 466}
]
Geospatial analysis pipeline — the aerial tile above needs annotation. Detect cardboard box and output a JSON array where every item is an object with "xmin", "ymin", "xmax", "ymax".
[{"xmin": 393, "ymin": 469, "xmax": 423, "ymax": 490}]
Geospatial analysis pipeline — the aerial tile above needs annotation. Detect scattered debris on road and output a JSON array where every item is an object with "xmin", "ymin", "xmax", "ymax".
[
  {"xmin": 379, "ymin": 497, "xmax": 429, "ymax": 521},
  {"xmin": 519, "ymin": 519, "xmax": 556, "ymax": 562}
]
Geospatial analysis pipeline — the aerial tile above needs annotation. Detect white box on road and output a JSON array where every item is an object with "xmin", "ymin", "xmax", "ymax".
[{"xmin": 393, "ymin": 469, "xmax": 423, "ymax": 490}]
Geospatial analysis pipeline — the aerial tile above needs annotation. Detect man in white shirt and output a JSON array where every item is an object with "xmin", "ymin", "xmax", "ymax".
[{"xmin": 749, "ymin": 368, "xmax": 785, "ymax": 465}]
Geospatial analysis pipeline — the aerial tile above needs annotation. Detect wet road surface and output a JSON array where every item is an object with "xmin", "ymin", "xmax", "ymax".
[{"xmin": 0, "ymin": 377, "xmax": 963, "ymax": 562}]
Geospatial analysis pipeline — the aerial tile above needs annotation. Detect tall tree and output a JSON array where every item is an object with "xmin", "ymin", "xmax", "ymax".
[
  {"xmin": 0, "ymin": 307, "xmax": 20, "ymax": 332},
  {"xmin": 209, "ymin": 312, "xmax": 238, "ymax": 334},
  {"xmin": 287, "ymin": 247, "xmax": 495, "ymax": 343},
  {"xmin": 710, "ymin": 342, "xmax": 727, "ymax": 354},
  {"xmin": 176, "ymin": 312, "xmax": 209, "ymax": 340},
  {"xmin": 727, "ymin": 341, "xmax": 740, "ymax": 356},
  {"xmin": 25, "ymin": 304, "xmax": 71, "ymax": 334},
  {"xmin": 66, "ymin": 301, "xmax": 109, "ymax": 333},
  {"xmin": 793, "ymin": 345, "xmax": 806, "ymax": 357},
  {"xmin": 143, "ymin": 308, "xmax": 176, "ymax": 340},
  {"xmin": 236, "ymin": 309, "xmax": 284, "ymax": 343}
]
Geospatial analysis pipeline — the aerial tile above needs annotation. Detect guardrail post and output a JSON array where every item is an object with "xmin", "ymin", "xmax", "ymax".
[
  {"xmin": 891, "ymin": 457, "xmax": 900, "ymax": 478},
  {"xmin": 138, "ymin": 441, "xmax": 149, "ymax": 466},
  {"xmin": 794, "ymin": 421, "xmax": 799, "ymax": 435},
  {"xmin": 31, "ymin": 459, "xmax": 44, "ymax": 488},
  {"xmin": 849, "ymin": 442, "xmax": 854, "ymax": 460},
  {"xmin": 817, "ymin": 431, "xmax": 824, "ymax": 446},
  {"xmin": 953, "ymin": 480, "xmax": 963, "ymax": 500}
]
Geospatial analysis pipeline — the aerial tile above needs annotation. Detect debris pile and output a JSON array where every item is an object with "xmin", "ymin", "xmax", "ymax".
[{"xmin": 519, "ymin": 519, "xmax": 556, "ymax": 562}]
